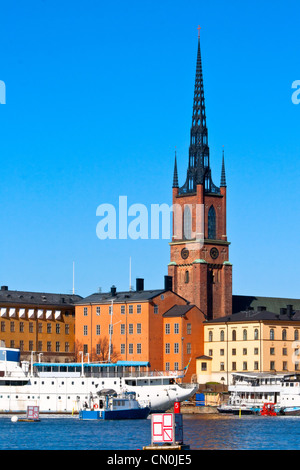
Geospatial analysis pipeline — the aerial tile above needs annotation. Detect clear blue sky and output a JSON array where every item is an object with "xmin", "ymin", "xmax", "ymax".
[{"xmin": 0, "ymin": 0, "xmax": 299, "ymax": 299}]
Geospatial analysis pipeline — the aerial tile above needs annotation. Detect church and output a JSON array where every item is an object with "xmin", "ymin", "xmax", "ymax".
[{"xmin": 168, "ymin": 30, "xmax": 232, "ymax": 321}]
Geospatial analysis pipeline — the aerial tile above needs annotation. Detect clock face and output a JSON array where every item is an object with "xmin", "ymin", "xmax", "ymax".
[
  {"xmin": 181, "ymin": 248, "xmax": 189, "ymax": 260},
  {"xmin": 210, "ymin": 247, "xmax": 219, "ymax": 260}
]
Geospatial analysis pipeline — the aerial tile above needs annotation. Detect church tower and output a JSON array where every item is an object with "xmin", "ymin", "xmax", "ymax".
[{"xmin": 168, "ymin": 30, "xmax": 232, "ymax": 320}]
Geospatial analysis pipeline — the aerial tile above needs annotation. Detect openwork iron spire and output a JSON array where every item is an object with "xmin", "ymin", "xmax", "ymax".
[
  {"xmin": 220, "ymin": 148, "xmax": 227, "ymax": 187},
  {"xmin": 178, "ymin": 28, "xmax": 220, "ymax": 195},
  {"xmin": 173, "ymin": 150, "xmax": 179, "ymax": 188}
]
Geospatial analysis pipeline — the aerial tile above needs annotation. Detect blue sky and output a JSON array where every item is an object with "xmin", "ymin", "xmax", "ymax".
[{"xmin": 0, "ymin": 0, "xmax": 299, "ymax": 299}]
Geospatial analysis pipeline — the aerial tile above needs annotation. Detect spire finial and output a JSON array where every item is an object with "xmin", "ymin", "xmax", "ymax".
[
  {"xmin": 173, "ymin": 148, "xmax": 179, "ymax": 188},
  {"xmin": 220, "ymin": 146, "xmax": 227, "ymax": 187},
  {"xmin": 197, "ymin": 25, "xmax": 201, "ymax": 39}
]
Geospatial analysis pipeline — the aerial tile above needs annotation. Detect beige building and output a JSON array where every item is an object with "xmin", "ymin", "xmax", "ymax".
[{"xmin": 197, "ymin": 303, "xmax": 300, "ymax": 385}]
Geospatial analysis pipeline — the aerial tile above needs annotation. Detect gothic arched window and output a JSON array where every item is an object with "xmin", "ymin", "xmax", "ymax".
[
  {"xmin": 208, "ymin": 205, "xmax": 216, "ymax": 239},
  {"xmin": 183, "ymin": 206, "xmax": 192, "ymax": 240}
]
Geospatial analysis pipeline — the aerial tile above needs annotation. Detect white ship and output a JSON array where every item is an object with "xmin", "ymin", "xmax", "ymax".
[
  {"xmin": 217, "ymin": 372, "xmax": 283, "ymax": 414},
  {"xmin": 0, "ymin": 346, "xmax": 197, "ymax": 414}
]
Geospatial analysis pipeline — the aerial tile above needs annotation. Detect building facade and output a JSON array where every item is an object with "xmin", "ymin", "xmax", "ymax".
[
  {"xmin": 168, "ymin": 33, "xmax": 232, "ymax": 320},
  {"xmin": 75, "ymin": 277, "xmax": 205, "ymax": 378},
  {"xmin": 0, "ymin": 285, "xmax": 81, "ymax": 363},
  {"xmin": 197, "ymin": 304, "xmax": 300, "ymax": 385}
]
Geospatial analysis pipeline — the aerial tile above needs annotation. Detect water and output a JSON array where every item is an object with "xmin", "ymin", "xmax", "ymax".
[{"xmin": 0, "ymin": 413, "xmax": 300, "ymax": 450}]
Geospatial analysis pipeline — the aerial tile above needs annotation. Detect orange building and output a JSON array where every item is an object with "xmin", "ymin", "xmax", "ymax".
[
  {"xmin": 75, "ymin": 277, "xmax": 205, "ymax": 378},
  {"xmin": 163, "ymin": 304, "xmax": 205, "ymax": 382},
  {"xmin": 0, "ymin": 285, "xmax": 82, "ymax": 362}
]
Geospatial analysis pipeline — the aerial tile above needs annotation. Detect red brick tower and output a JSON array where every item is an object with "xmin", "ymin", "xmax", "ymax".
[{"xmin": 168, "ymin": 32, "xmax": 232, "ymax": 320}]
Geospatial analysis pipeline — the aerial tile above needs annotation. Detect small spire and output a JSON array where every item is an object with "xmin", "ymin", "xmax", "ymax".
[
  {"xmin": 173, "ymin": 149, "xmax": 179, "ymax": 188},
  {"xmin": 220, "ymin": 147, "xmax": 227, "ymax": 187}
]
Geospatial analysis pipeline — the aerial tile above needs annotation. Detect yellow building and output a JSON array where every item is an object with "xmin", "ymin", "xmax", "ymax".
[{"xmin": 197, "ymin": 304, "xmax": 300, "ymax": 385}]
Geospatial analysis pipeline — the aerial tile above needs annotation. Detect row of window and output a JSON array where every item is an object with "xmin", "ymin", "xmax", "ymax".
[
  {"xmin": 83, "ymin": 323, "xmax": 142, "ymax": 336},
  {"xmin": 208, "ymin": 328, "xmax": 300, "ymax": 342},
  {"xmin": 208, "ymin": 347, "xmax": 298, "ymax": 357},
  {"xmin": 1, "ymin": 321, "xmax": 70, "ymax": 334},
  {"xmin": 83, "ymin": 304, "xmax": 157, "ymax": 315},
  {"xmin": 165, "ymin": 323, "xmax": 192, "ymax": 335},
  {"xmin": 7, "ymin": 340, "xmax": 71, "ymax": 352},
  {"xmin": 165, "ymin": 343, "xmax": 192, "ymax": 354}
]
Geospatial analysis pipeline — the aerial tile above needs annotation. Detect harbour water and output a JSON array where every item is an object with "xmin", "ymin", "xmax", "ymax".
[{"xmin": 0, "ymin": 413, "xmax": 300, "ymax": 450}]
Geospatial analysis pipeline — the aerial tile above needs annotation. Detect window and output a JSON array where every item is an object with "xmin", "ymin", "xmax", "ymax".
[
  {"xmin": 254, "ymin": 329, "xmax": 259, "ymax": 340},
  {"xmin": 243, "ymin": 348, "xmax": 247, "ymax": 355},
  {"xmin": 270, "ymin": 361, "xmax": 275, "ymax": 370},
  {"xmin": 96, "ymin": 325, "xmax": 101, "ymax": 335},
  {"xmin": 65, "ymin": 324, "xmax": 69, "ymax": 335},
  {"xmin": 29, "ymin": 322, "xmax": 34, "ymax": 333},
  {"xmin": 220, "ymin": 349, "xmax": 224, "ymax": 356},
  {"xmin": 121, "ymin": 305, "xmax": 125, "ymax": 314},
  {"xmin": 208, "ymin": 206, "xmax": 216, "ymax": 239},
  {"xmin": 183, "ymin": 205, "xmax": 192, "ymax": 240},
  {"xmin": 83, "ymin": 325, "xmax": 88, "ymax": 336},
  {"xmin": 282, "ymin": 329, "xmax": 287, "ymax": 341},
  {"xmin": 121, "ymin": 344, "xmax": 125, "ymax": 354},
  {"xmin": 208, "ymin": 331, "xmax": 213, "ymax": 342},
  {"xmin": 220, "ymin": 330, "xmax": 225, "ymax": 341},
  {"xmin": 187, "ymin": 323, "xmax": 191, "ymax": 335},
  {"xmin": 254, "ymin": 348, "xmax": 259, "ymax": 355},
  {"xmin": 137, "ymin": 344, "xmax": 141, "ymax": 354},
  {"xmin": 96, "ymin": 307, "xmax": 101, "ymax": 315},
  {"xmin": 137, "ymin": 305, "xmax": 141, "ymax": 314},
  {"xmin": 201, "ymin": 362, "xmax": 207, "ymax": 371},
  {"xmin": 137, "ymin": 323, "xmax": 141, "ymax": 334},
  {"xmin": 270, "ymin": 329, "xmax": 275, "ymax": 340},
  {"xmin": 174, "ymin": 323, "xmax": 179, "ymax": 334},
  {"xmin": 243, "ymin": 362, "xmax": 247, "ymax": 371},
  {"xmin": 109, "ymin": 324, "xmax": 113, "ymax": 335},
  {"xmin": 165, "ymin": 324, "xmax": 170, "ymax": 334},
  {"xmin": 174, "ymin": 362, "xmax": 179, "ymax": 371},
  {"xmin": 243, "ymin": 329, "xmax": 247, "ymax": 341},
  {"xmin": 84, "ymin": 307, "xmax": 88, "ymax": 316},
  {"xmin": 129, "ymin": 305, "xmax": 133, "ymax": 314},
  {"xmin": 187, "ymin": 343, "xmax": 191, "ymax": 354},
  {"xmin": 185, "ymin": 271, "xmax": 189, "ymax": 284},
  {"xmin": 19, "ymin": 322, "xmax": 24, "ymax": 333},
  {"xmin": 47, "ymin": 323, "xmax": 52, "ymax": 334},
  {"xmin": 129, "ymin": 324, "xmax": 133, "ymax": 334},
  {"xmin": 232, "ymin": 362, "xmax": 236, "ymax": 371},
  {"xmin": 270, "ymin": 347, "xmax": 275, "ymax": 355},
  {"xmin": 254, "ymin": 361, "xmax": 259, "ymax": 370},
  {"xmin": 232, "ymin": 349, "xmax": 236, "ymax": 355},
  {"xmin": 121, "ymin": 324, "xmax": 125, "ymax": 335},
  {"xmin": 154, "ymin": 305, "xmax": 158, "ymax": 314},
  {"xmin": 232, "ymin": 330, "xmax": 236, "ymax": 341},
  {"xmin": 56, "ymin": 324, "xmax": 60, "ymax": 334},
  {"xmin": 295, "ymin": 330, "xmax": 299, "ymax": 341},
  {"xmin": 174, "ymin": 343, "xmax": 179, "ymax": 354},
  {"xmin": 109, "ymin": 305, "xmax": 113, "ymax": 315},
  {"xmin": 128, "ymin": 344, "xmax": 133, "ymax": 355},
  {"xmin": 165, "ymin": 343, "xmax": 170, "ymax": 354},
  {"xmin": 165, "ymin": 362, "xmax": 170, "ymax": 371}
]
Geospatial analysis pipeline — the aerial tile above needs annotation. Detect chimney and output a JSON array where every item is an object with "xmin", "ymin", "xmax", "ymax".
[
  {"xmin": 287, "ymin": 305, "xmax": 293, "ymax": 318},
  {"xmin": 136, "ymin": 278, "xmax": 144, "ymax": 292},
  {"xmin": 257, "ymin": 306, "xmax": 266, "ymax": 312},
  {"xmin": 164, "ymin": 276, "xmax": 172, "ymax": 291},
  {"xmin": 110, "ymin": 285, "xmax": 117, "ymax": 296},
  {"xmin": 1, "ymin": 286, "xmax": 8, "ymax": 291}
]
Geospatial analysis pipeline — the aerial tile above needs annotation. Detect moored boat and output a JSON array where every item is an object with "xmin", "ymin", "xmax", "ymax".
[
  {"xmin": 78, "ymin": 390, "xmax": 150, "ymax": 420},
  {"xmin": 0, "ymin": 345, "xmax": 197, "ymax": 414}
]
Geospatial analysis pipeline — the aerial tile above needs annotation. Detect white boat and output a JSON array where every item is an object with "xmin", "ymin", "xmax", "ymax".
[
  {"xmin": 78, "ymin": 390, "xmax": 151, "ymax": 420},
  {"xmin": 279, "ymin": 374, "xmax": 300, "ymax": 415},
  {"xmin": 0, "ymin": 346, "xmax": 197, "ymax": 414},
  {"xmin": 218, "ymin": 372, "xmax": 283, "ymax": 414}
]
